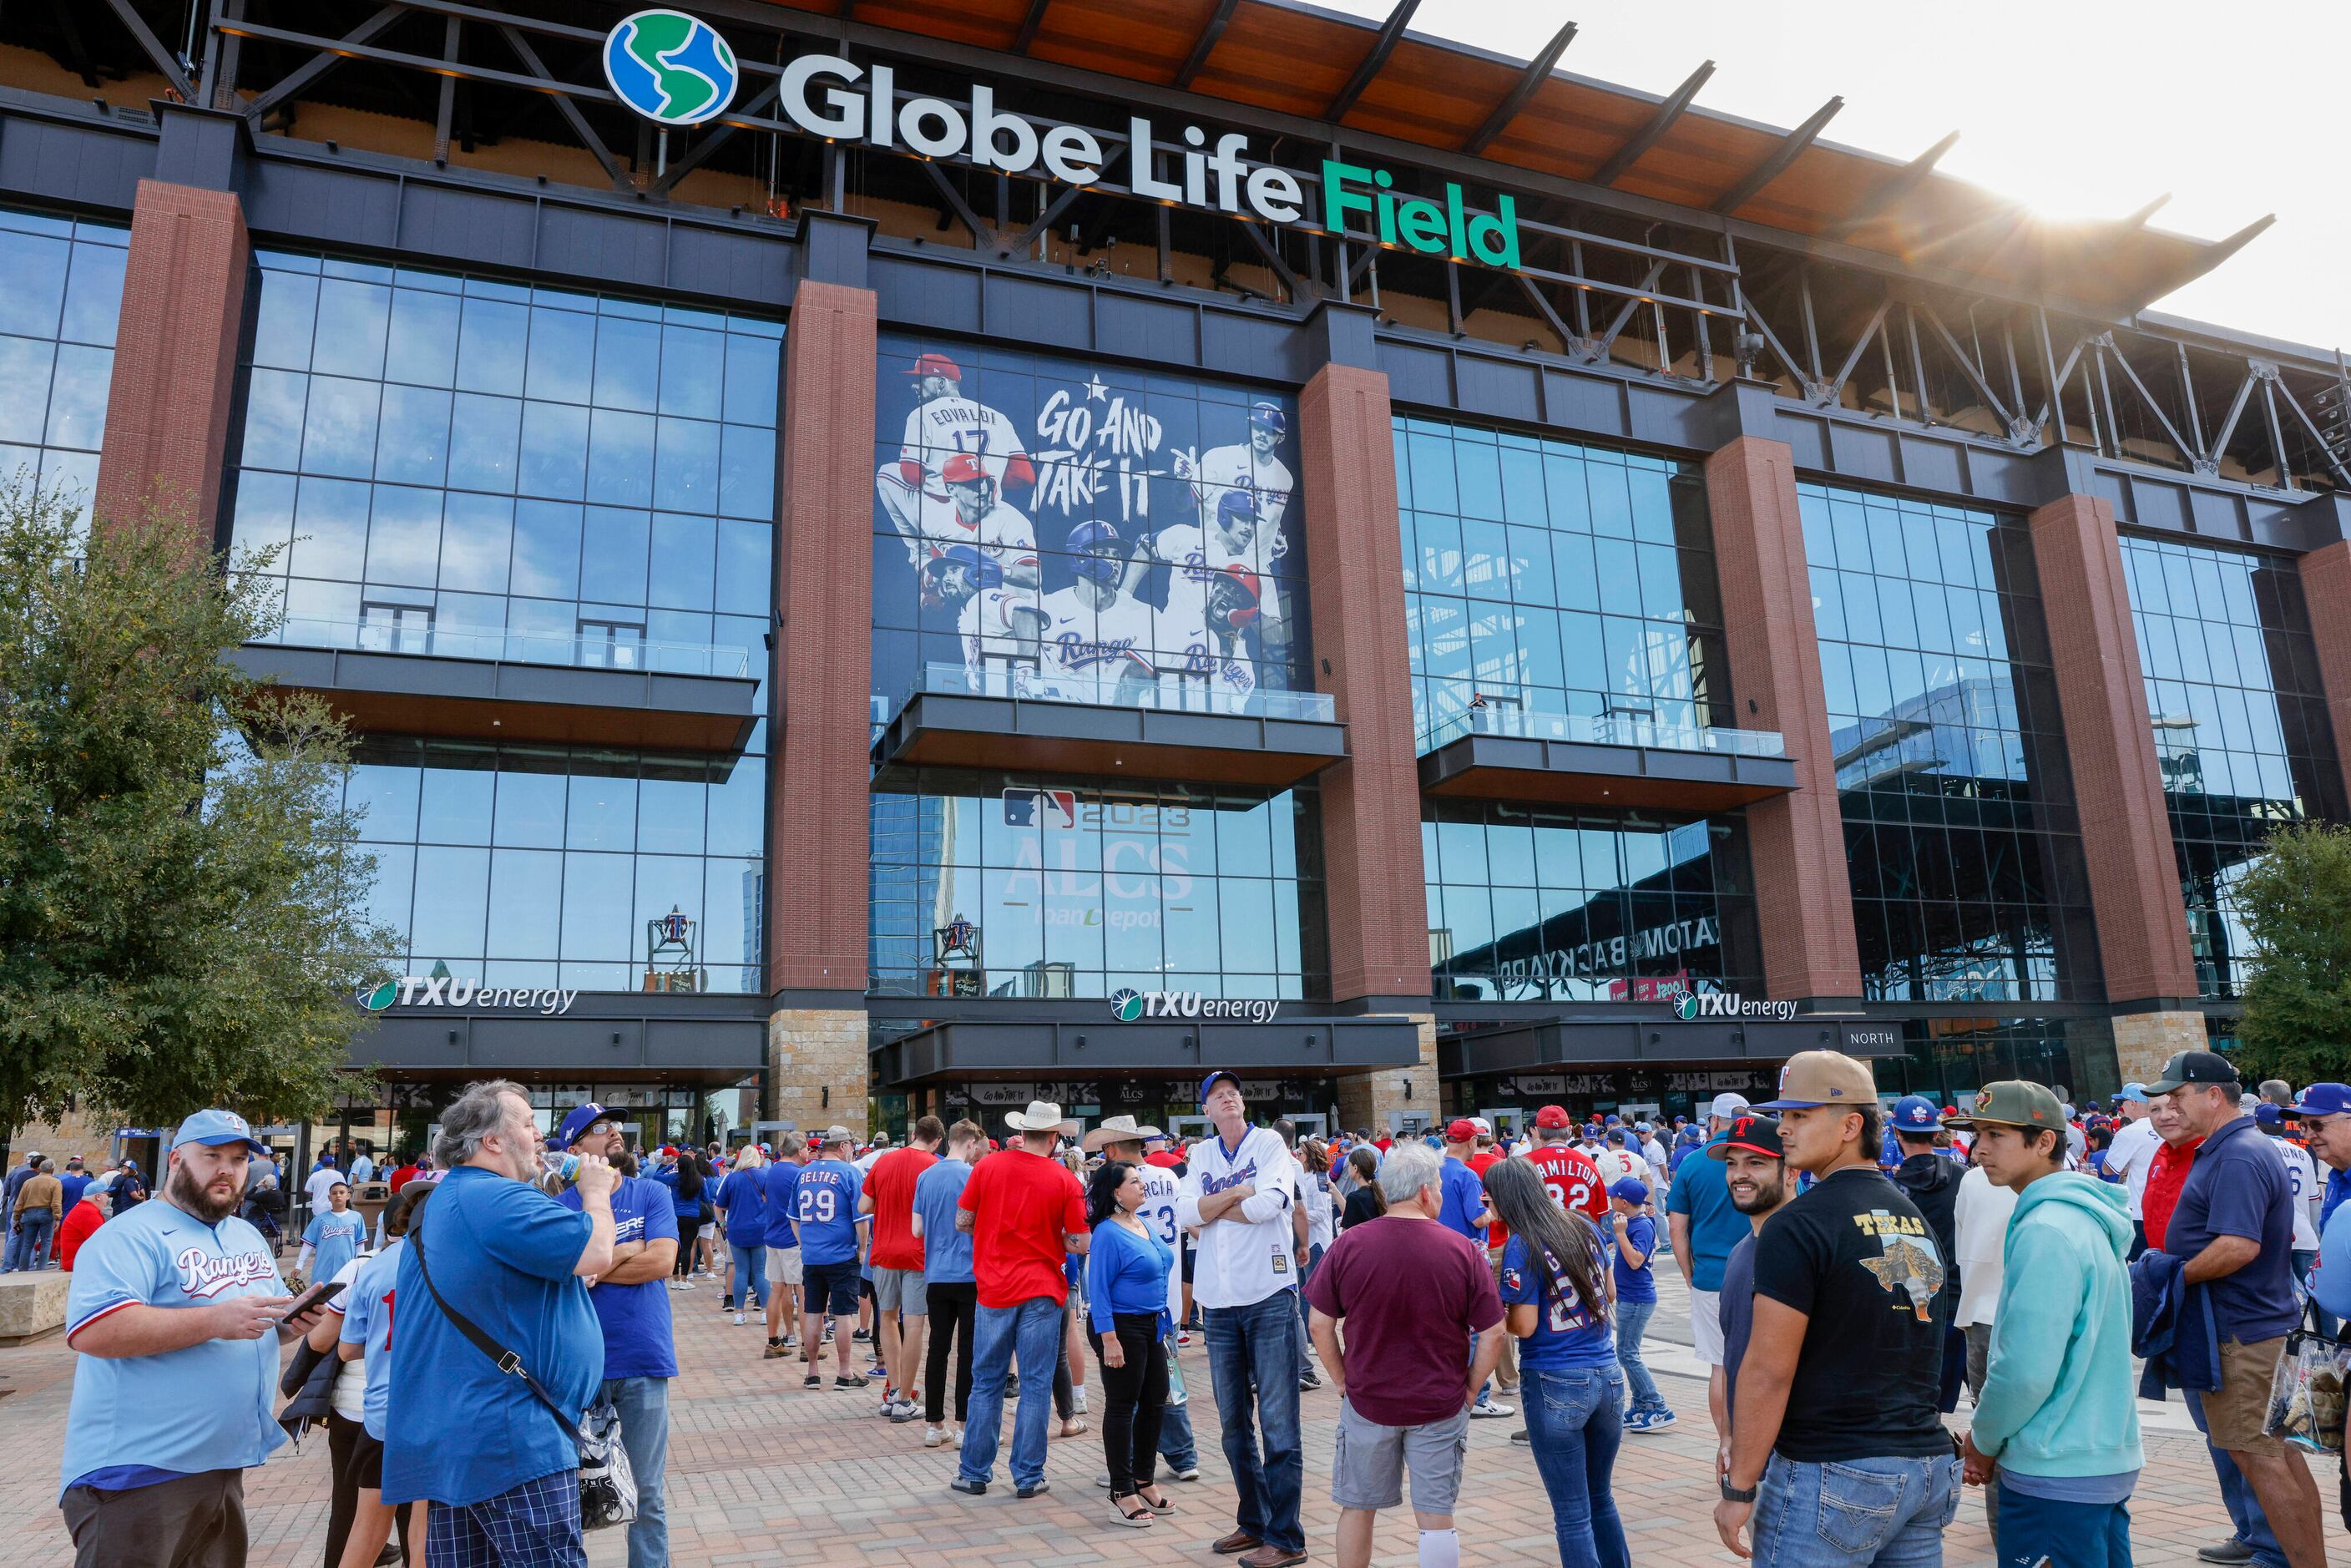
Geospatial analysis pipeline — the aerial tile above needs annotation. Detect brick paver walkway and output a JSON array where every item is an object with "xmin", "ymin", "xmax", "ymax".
[{"xmin": 0, "ymin": 1262, "xmax": 2343, "ymax": 1565}]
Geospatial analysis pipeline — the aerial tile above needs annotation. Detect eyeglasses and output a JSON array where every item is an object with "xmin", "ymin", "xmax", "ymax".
[{"xmin": 585, "ymin": 1120, "xmax": 621, "ymax": 1136}]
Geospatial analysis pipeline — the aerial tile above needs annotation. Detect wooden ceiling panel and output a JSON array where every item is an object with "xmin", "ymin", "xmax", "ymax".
[
  {"xmin": 856, "ymin": 0, "xmax": 1029, "ymax": 50},
  {"xmin": 1482, "ymin": 79, "xmax": 1662, "ymax": 181},
  {"xmin": 1028, "ymin": 0, "xmax": 1214, "ymax": 83},
  {"xmin": 1337, "ymin": 38, "xmax": 1515, "ymax": 146},
  {"xmin": 1190, "ymin": 3, "xmax": 1357, "ymax": 118}
]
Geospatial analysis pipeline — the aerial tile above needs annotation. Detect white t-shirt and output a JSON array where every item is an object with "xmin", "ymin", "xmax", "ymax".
[
  {"xmin": 2269, "ymin": 1135, "xmax": 2323, "ymax": 1252},
  {"xmin": 1176, "ymin": 1125, "xmax": 1300, "ymax": 1310},
  {"xmin": 304, "ymin": 1166, "xmax": 346, "ymax": 1213},
  {"xmin": 1952, "ymin": 1165, "xmax": 2017, "ymax": 1329},
  {"xmin": 2103, "ymin": 1116, "xmax": 2161, "ymax": 1220}
]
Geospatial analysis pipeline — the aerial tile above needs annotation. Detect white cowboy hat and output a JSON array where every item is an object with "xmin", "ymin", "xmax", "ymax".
[
  {"xmin": 1083, "ymin": 1115, "xmax": 1165, "ymax": 1153},
  {"xmin": 1004, "ymin": 1100, "xmax": 1066, "ymax": 1133}
]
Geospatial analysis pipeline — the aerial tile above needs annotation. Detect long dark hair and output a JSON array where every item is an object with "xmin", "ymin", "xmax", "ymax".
[
  {"xmin": 1085, "ymin": 1160, "xmax": 1135, "ymax": 1229},
  {"xmin": 677, "ymin": 1155, "xmax": 705, "ymax": 1201},
  {"xmin": 1482, "ymin": 1156, "xmax": 1605, "ymax": 1323},
  {"xmin": 1347, "ymin": 1146, "xmax": 1384, "ymax": 1214}
]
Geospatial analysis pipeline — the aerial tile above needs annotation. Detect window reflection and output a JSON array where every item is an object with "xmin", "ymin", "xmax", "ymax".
[
  {"xmin": 347, "ymin": 738, "xmax": 764, "ymax": 994},
  {"xmin": 868, "ymin": 773, "xmax": 1322, "ymax": 999},
  {"xmin": 0, "ymin": 208, "xmax": 126, "ymax": 507},
  {"xmin": 2121, "ymin": 536, "xmax": 2344, "ymax": 997},
  {"xmin": 1801, "ymin": 483, "xmax": 2096, "ymax": 1004}
]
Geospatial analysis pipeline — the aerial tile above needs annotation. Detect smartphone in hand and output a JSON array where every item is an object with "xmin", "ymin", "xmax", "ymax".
[{"xmin": 277, "ymin": 1278, "xmax": 346, "ymax": 1323}]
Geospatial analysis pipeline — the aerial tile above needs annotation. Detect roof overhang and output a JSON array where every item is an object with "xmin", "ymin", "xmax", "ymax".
[
  {"xmin": 349, "ymin": 993, "xmax": 768, "ymax": 1080},
  {"xmin": 873, "ymin": 689, "xmax": 1346, "ymax": 788},
  {"xmin": 1418, "ymin": 732, "xmax": 1797, "ymax": 812},
  {"xmin": 1441, "ymin": 1014, "xmax": 1905, "ymax": 1078},
  {"xmin": 872, "ymin": 1013, "xmax": 1421, "ymax": 1086}
]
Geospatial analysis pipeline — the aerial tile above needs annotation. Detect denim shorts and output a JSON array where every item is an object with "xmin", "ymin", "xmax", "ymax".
[{"xmin": 1331, "ymin": 1396, "xmax": 1469, "ymax": 1514}]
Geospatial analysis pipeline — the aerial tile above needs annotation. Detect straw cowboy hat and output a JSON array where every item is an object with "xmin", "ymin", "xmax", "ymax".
[
  {"xmin": 1082, "ymin": 1115, "xmax": 1165, "ymax": 1153},
  {"xmin": 1004, "ymin": 1100, "xmax": 1067, "ymax": 1133}
]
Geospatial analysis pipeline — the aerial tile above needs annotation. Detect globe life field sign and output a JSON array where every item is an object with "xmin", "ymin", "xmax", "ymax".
[{"xmin": 603, "ymin": 9, "xmax": 739, "ymax": 127}]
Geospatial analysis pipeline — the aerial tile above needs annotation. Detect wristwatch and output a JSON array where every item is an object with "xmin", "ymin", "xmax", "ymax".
[{"xmin": 1719, "ymin": 1477, "xmax": 1758, "ymax": 1504}]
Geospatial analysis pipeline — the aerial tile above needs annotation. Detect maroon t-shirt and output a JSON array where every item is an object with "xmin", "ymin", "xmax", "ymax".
[{"xmin": 1304, "ymin": 1214, "xmax": 1504, "ymax": 1428}]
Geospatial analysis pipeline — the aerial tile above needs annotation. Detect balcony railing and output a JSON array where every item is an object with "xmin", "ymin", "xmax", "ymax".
[
  {"xmin": 1421, "ymin": 697, "xmax": 1786, "ymax": 758},
  {"xmin": 265, "ymin": 617, "xmax": 753, "ymax": 679},
  {"xmin": 908, "ymin": 661, "xmax": 1338, "ymax": 723}
]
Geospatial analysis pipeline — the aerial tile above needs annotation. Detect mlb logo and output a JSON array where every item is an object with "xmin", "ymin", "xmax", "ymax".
[{"xmin": 1003, "ymin": 788, "xmax": 1078, "ymax": 828}]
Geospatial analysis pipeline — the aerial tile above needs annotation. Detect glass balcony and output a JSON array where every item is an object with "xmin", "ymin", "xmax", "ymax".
[
  {"xmin": 267, "ymin": 616, "xmax": 753, "ymax": 680},
  {"xmin": 907, "ymin": 661, "xmax": 1337, "ymax": 723},
  {"xmin": 1419, "ymin": 695, "xmax": 1785, "ymax": 758}
]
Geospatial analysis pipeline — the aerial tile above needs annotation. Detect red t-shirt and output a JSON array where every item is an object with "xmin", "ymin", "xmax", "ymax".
[
  {"xmin": 866, "ymin": 1146, "xmax": 938, "ymax": 1272},
  {"xmin": 58, "ymin": 1199, "xmax": 103, "ymax": 1271},
  {"xmin": 1304, "ymin": 1215, "xmax": 1504, "ymax": 1427},
  {"xmin": 1524, "ymin": 1142, "xmax": 1610, "ymax": 1222},
  {"xmin": 958, "ymin": 1147, "xmax": 1086, "ymax": 1309},
  {"xmin": 1375, "ymin": 1138, "xmax": 1393, "ymax": 1154},
  {"xmin": 2143, "ymin": 1133, "xmax": 2205, "ymax": 1252},
  {"xmin": 388, "ymin": 1164, "xmax": 419, "ymax": 1193},
  {"xmin": 1468, "ymin": 1150, "xmax": 1508, "ymax": 1248},
  {"xmin": 1144, "ymin": 1151, "xmax": 1184, "ymax": 1170}
]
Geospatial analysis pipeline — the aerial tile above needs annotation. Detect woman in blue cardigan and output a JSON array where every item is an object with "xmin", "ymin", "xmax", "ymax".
[{"xmin": 1084, "ymin": 1160, "xmax": 1176, "ymax": 1528}]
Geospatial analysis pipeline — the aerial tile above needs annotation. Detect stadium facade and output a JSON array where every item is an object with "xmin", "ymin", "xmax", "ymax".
[{"xmin": 7, "ymin": 0, "xmax": 2345, "ymax": 1151}]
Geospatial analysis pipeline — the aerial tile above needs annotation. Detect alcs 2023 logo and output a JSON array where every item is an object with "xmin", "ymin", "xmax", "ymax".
[{"xmin": 603, "ymin": 10, "xmax": 739, "ymax": 127}]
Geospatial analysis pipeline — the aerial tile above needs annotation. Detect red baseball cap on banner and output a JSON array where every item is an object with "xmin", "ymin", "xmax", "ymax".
[{"xmin": 905, "ymin": 352, "xmax": 962, "ymax": 381}]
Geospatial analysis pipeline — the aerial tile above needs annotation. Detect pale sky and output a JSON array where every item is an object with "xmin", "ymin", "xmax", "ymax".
[{"xmin": 1321, "ymin": 1, "xmax": 2346, "ymax": 357}]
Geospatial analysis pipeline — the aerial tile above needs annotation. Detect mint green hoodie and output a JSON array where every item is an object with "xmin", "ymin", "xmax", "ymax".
[{"xmin": 1972, "ymin": 1171, "xmax": 2144, "ymax": 1479}]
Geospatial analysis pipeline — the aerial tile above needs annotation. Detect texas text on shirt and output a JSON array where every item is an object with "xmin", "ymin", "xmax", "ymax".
[
  {"xmin": 1175, "ymin": 1122, "xmax": 1299, "ymax": 1308},
  {"xmin": 59, "ymin": 1199, "xmax": 290, "ymax": 1496}
]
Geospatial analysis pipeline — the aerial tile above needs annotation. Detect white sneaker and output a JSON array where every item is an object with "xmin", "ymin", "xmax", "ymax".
[
  {"xmin": 733, "ymin": 1311, "xmax": 746, "ymax": 1326},
  {"xmin": 675, "ymin": 1279, "xmax": 694, "ymax": 1290},
  {"xmin": 925, "ymin": 1424, "xmax": 948, "ymax": 1448},
  {"xmin": 1469, "ymin": 1399, "xmax": 1514, "ymax": 1419}
]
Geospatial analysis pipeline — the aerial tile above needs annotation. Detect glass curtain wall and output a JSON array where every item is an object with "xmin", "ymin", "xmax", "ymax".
[
  {"xmin": 0, "ymin": 207, "xmax": 126, "ymax": 505},
  {"xmin": 1394, "ymin": 416, "xmax": 1728, "ymax": 747},
  {"xmin": 1800, "ymin": 482, "xmax": 2101, "ymax": 1004},
  {"xmin": 2120, "ymin": 535, "xmax": 2345, "ymax": 996}
]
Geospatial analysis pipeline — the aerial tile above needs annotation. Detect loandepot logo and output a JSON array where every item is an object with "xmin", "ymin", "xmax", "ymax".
[
  {"xmin": 603, "ymin": 10, "xmax": 738, "ymax": 127},
  {"xmin": 1676, "ymin": 993, "xmax": 1799, "ymax": 1023},
  {"xmin": 355, "ymin": 976, "xmax": 579, "ymax": 1016},
  {"xmin": 1110, "ymin": 989, "xmax": 1279, "ymax": 1024}
]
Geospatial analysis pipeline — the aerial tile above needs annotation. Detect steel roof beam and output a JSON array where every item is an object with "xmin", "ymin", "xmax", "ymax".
[
  {"xmin": 2118, "ymin": 192, "xmax": 2171, "ymax": 230},
  {"xmin": 1818, "ymin": 129, "xmax": 1956, "ymax": 241},
  {"xmin": 2123, "ymin": 212, "xmax": 2275, "ymax": 314},
  {"xmin": 1172, "ymin": 0, "xmax": 1241, "ymax": 90},
  {"xmin": 244, "ymin": 3, "xmax": 414, "ymax": 124},
  {"xmin": 99, "ymin": 0, "xmax": 194, "ymax": 101},
  {"xmin": 1711, "ymin": 94, "xmax": 1842, "ymax": 215},
  {"xmin": 1460, "ymin": 18, "xmax": 1576, "ymax": 155},
  {"xmin": 1323, "ymin": 0, "xmax": 1421, "ymax": 123},
  {"xmin": 1012, "ymin": 0, "xmax": 1054, "ymax": 54},
  {"xmin": 1589, "ymin": 58, "xmax": 1713, "ymax": 188}
]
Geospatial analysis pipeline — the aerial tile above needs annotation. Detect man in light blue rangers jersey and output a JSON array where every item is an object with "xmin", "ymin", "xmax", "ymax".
[
  {"xmin": 796, "ymin": 1126, "xmax": 867, "ymax": 1391},
  {"xmin": 58, "ymin": 1110, "xmax": 332, "ymax": 1566}
]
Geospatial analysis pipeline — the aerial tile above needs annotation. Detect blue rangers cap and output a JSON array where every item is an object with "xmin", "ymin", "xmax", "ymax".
[
  {"xmin": 1890, "ymin": 1095, "xmax": 1942, "ymax": 1133},
  {"xmin": 2290, "ymin": 1083, "xmax": 2351, "ymax": 1119},
  {"xmin": 170, "ymin": 1109, "xmax": 268, "ymax": 1156},
  {"xmin": 556, "ymin": 1101, "xmax": 610, "ymax": 1147},
  {"xmin": 925, "ymin": 542, "xmax": 1003, "ymax": 589},
  {"xmin": 1199, "ymin": 1070, "xmax": 1243, "ymax": 1106},
  {"xmin": 1066, "ymin": 519, "xmax": 1122, "ymax": 553},
  {"xmin": 1248, "ymin": 401, "xmax": 1287, "ymax": 435},
  {"xmin": 1216, "ymin": 490, "xmax": 1259, "ymax": 530}
]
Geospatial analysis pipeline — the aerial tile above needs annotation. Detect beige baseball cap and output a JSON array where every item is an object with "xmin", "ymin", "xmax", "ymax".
[{"xmin": 1757, "ymin": 1050, "xmax": 1879, "ymax": 1110}]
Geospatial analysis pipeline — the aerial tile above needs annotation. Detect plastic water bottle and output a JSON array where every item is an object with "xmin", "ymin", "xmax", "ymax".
[{"xmin": 539, "ymin": 1151, "xmax": 582, "ymax": 1188}]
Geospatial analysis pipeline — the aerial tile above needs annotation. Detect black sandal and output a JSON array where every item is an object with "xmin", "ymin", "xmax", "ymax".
[
  {"xmin": 1137, "ymin": 1488, "xmax": 1175, "ymax": 1514},
  {"xmin": 1110, "ymin": 1497, "xmax": 1155, "ymax": 1528}
]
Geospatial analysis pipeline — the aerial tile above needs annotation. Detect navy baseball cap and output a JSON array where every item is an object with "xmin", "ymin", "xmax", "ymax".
[
  {"xmin": 1608, "ymin": 1176, "xmax": 1651, "ymax": 1205},
  {"xmin": 2290, "ymin": 1083, "xmax": 2351, "ymax": 1118},
  {"xmin": 171, "ymin": 1110, "xmax": 268, "ymax": 1156},
  {"xmin": 556, "ymin": 1102, "xmax": 611, "ymax": 1148},
  {"xmin": 1199, "ymin": 1070, "xmax": 1243, "ymax": 1105},
  {"xmin": 2255, "ymin": 1103, "xmax": 2285, "ymax": 1128},
  {"xmin": 1890, "ymin": 1095, "xmax": 1941, "ymax": 1133}
]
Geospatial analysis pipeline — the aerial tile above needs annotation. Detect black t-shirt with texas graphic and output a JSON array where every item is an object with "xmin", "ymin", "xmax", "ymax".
[{"xmin": 1750, "ymin": 1166, "xmax": 1952, "ymax": 1462}]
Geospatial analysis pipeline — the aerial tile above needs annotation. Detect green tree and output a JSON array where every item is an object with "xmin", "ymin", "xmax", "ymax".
[
  {"xmin": 0, "ymin": 478, "xmax": 390, "ymax": 1134},
  {"xmin": 2231, "ymin": 819, "xmax": 2351, "ymax": 1085}
]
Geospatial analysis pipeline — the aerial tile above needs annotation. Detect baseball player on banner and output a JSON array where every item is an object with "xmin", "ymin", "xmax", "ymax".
[
  {"xmin": 1171, "ymin": 401, "xmax": 1294, "ymax": 685},
  {"xmin": 877, "ymin": 351, "xmax": 1036, "ymax": 574},
  {"xmin": 1035, "ymin": 521, "xmax": 1158, "ymax": 707}
]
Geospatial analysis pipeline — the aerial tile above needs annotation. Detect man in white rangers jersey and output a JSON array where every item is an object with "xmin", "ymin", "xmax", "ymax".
[
  {"xmin": 925, "ymin": 545, "xmax": 1041, "ymax": 693},
  {"xmin": 1084, "ymin": 1116, "xmax": 1202, "ymax": 1483},
  {"xmin": 1174, "ymin": 402, "xmax": 1294, "ymax": 569},
  {"xmin": 1036, "ymin": 521, "xmax": 1157, "ymax": 706},
  {"xmin": 1126, "ymin": 490, "xmax": 1263, "ymax": 709},
  {"xmin": 876, "ymin": 350, "xmax": 1034, "ymax": 565},
  {"xmin": 938, "ymin": 455, "xmax": 1041, "ymax": 587}
]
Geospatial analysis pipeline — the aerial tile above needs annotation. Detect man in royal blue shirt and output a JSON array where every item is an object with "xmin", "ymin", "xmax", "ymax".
[
  {"xmin": 1667, "ymin": 1090, "xmax": 1750, "ymax": 1449},
  {"xmin": 761, "ymin": 1143, "xmax": 804, "ymax": 1358},
  {"xmin": 2146, "ymin": 1051, "xmax": 2324, "ymax": 1568},
  {"xmin": 554, "ymin": 1103, "xmax": 677, "ymax": 1568},
  {"xmin": 796, "ymin": 1128, "xmax": 867, "ymax": 1390},
  {"xmin": 1436, "ymin": 1119, "xmax": 1509, "ymax": 1421},
  {"xmin": 384, "ymin": 1080, "xmax": 618, "ymax": 1567},
  {"xmin": 58, "ymin": 1110, "xmax": 332, "ymax": 1566}
]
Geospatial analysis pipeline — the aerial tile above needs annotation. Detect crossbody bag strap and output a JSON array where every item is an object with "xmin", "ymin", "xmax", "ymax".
[{"xmin": 409, "ymin": 1222, "xmax": 588, "ymax": 1448}]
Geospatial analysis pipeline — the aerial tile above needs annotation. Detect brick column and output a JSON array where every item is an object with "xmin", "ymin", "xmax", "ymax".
[
  {"xmin": 94, "ymin": 180, "xmax": 250, "ymax": 539},
  {"xmin": 766, "ymin": 275, "xmax": 877, "ymax": 1134},
  {"xmin": 1701, "ymin": 438, "xmax": 1863, "ymax": 1000},
  {"xmin": 2025, "ymin": 494, "xmax": 2197, "ymax": 1002},
  {"xmin": 2299, "ymin": 541, "xmax": 2351, "ymax": 812},
  {"xmin": 1297, "ymin": 362, "xmax": 1430, "ymax": 1006}
]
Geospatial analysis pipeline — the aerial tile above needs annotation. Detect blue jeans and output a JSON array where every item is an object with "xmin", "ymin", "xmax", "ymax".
[
  {"xmin": 725, "ymin": 1242, "xmax": 766, "ymax": 1309},
  {"xmin": 1752, "ymin": 1452, "xmax": 1960, "ymax": 1568},
  {"xmin": 1995, "ymin": 1482, "xmax": 2130, "ymax": 1568},
  {"xmin": 1614, "ymin": 1297, "xmax": 1665, "ymax": 1412},
  {"xmin": 4, "ymin": 1211, "xmax": 53, "ymax": 1272},
  {"xmin": 1205, "ymin": 1290, "xmax": 1304, "ymax": 1552},
  {"xmin": 603, "ymin": 1375, "xmax": 669, "ymax": 1568},
  {"xmin": 1293, "ymin": 1242, "xmax": 1324, "ymax": 1366},
  {"xmin": 959, "ymin": 1296, "xmax": 1064, "ymax": 1489},
  {"xmin": 1160, "ymin": 1332, "xmax": 1198, "ymax": 1470},
  {"xmin": 2187, "ymin": 1373, "xmax": 2286, "ymax": 1567},
  {"xmin": 1520, "ymin": 1363, "xmax": 1629, "ymax": 1568}
]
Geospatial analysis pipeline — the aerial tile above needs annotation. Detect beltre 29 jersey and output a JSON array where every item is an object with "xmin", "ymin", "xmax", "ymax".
[{"xmin": 1524, "ymin": 1143, "xmax": 1610, "ymax": 1222}]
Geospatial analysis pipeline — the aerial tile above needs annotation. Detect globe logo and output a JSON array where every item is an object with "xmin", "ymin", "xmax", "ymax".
[
  {"xmin": 356, "ymin": 980, "xmax": 400, "ymax": 1012},
  {"xmin": 603, "ymin": 10, "xmax": 738, "ymax": 128},
  {"xmin": 1674, "ymin": 994, "xmax": 1700, "ymax": 1021},
  {"xmin": 1111, "ymin": 988, "xmax": 1145, "ymax": 1022}
]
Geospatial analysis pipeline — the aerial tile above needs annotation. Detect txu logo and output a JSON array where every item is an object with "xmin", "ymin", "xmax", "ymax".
[
  {"xmin": 1111, "ymin": 989, "xmax": 1145, "ymax": 1022},
  {"xmin": 1674, "ymin": 994, "xmax": 1701, "ymax": 1021},
  {"xmin": 356, "ymin": 980, "xmax": 400, "ymax": 1012}
]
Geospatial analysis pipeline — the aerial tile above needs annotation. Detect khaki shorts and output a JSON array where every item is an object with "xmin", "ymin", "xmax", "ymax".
[
  {"xmin": 2193, "ymin": 1335, "xmax": 2288, "ymax": 1454},
  {"xmin": 1331, "ymin": 1397, "xmax": 1469, "ymax": 1514},
  {"xmin": 766, "ymin": 1244, "xmax": 803, "ymax": 1286},
  {"xmin": 1691, "ymin": 1287, "xmax": 1725, "ymax": 1367}
]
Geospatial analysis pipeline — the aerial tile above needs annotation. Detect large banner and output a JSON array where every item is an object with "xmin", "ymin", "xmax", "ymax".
[{"xmin": 871, "ymin": 334, "xmax": 1308, "ymax": 714}]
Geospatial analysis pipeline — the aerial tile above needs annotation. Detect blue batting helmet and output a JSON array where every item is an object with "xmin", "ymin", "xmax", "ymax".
[
  {"xmin": 926, "ymin": 544, "xmax": 1002, "ymax": 589},
  {"xmin": 1248, "ymin": 402, "xmax": 1287, "ymax": 436}
]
